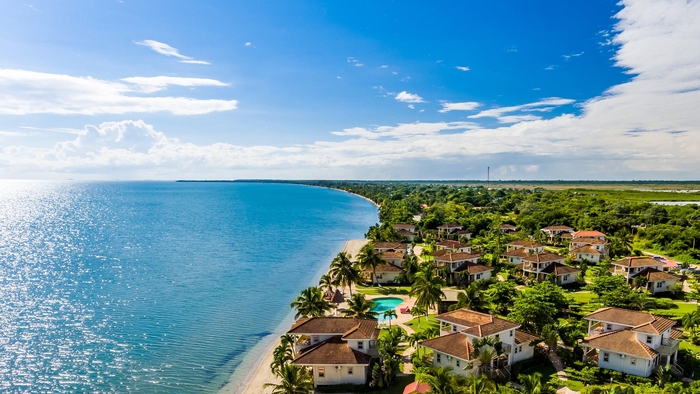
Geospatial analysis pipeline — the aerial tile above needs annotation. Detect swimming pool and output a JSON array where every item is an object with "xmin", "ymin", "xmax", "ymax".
[{"xmin": 370, "ymin": 297, "xmax": 404, "ymax": 321}]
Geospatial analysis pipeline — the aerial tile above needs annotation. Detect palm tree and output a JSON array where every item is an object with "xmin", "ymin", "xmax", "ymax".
[
  {"xmin": 610, "ymin": 229, "xmax": 634, "ymax": 258},
  {"xmin": 318, "ymin": 274, "xmax": 333, "ymax": 296},
  {"xmin": 606, "ymin": 386, "xmax": 635, "ymax": 394},
  {"xmin": 270, "ymin": 335, "xmax": 295, "ymax": 373},
  {"xmin": 399, "ymin": 254, "xmax": 420, "ymax": 284},
  {"xmin": 473, "ymin": 344, "xmax": 497, "ymax": 375},
  {"xmin": 419, "ymin": 366, "xmax": 466, "ymax": 394},
  {"xmin": 343, "ymin": 293, "xmax": 379, "ymax": 319},
  {"xmin": 449, "ymin": 283, "xmax": 487, "ymax": 312},
  {"xmin": 263, "ymin": 364, "xmax": 313, "ymax": 394},
  {"xmin": 357, "ymin": 244, "xmax": 384, "ymax": 286},
  {"xmin": 464, "ymin": 374, "xmax": 497, "ymax": 394},
  {"xmin": 383, "ymin": 309, "xmax": 397, "ymax": 328},
  {"xmin": 519, "ymin": 372, "xmax": 544, "ymax": 394},
  {"xmin": 410, "ymin": 264, "xmax": 446, "ymax": 317},
  {"xmin": 410, "ymin": 305, "xmax": 427, "ymax": 327},
  {"xmin": 329, "ymin": 252, "xmax": 360, "ymax": 295},
  {"xmin": 682, "ymin": 310, "xmax": 699, "ymax": 339},
  {"xmin": 290, "ymin": 286, "xmax": 332, "ymax": 319},
  {"xmin": 630, "ymin": 292, "xmax": 655, "ymax": 311},
  {"xmin": 540, "ymin": 324, "xmax": 559, "ymax": 354}
]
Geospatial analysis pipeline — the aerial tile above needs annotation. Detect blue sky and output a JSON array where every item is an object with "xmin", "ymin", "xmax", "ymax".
[{"xmin": 0, "ymin": 0, "xmax": 698, "ymax": 180}]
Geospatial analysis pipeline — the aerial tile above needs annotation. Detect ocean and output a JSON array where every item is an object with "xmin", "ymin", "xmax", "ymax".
[{"xmin": 0, "ymin": 181, "xmax": 378, "ymax": 393}]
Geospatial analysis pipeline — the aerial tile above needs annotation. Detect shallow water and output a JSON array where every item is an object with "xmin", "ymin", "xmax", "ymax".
[{"xmin": 0, "ymin": 181, "xmax": 377, "ymax": 393}]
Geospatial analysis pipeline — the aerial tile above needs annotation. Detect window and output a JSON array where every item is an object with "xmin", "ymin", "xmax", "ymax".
[
  {"xmin": 358, "ymin": 341, "xmax": 364, "ymax": 349},
  {"xmin": 606, "ymin": 324, "xmax": 612, "ymax": 330},
  {"xmin": 495, "ymin": 334, "xmax": 500, "ymax": 340},
  {"xmin": 657, "ymin": 282, "xmax": 663, "ymax": 288},
  {"xmin": 646, "ymin": 336, "xmax": 652, "ymax": 344},
  {"xmin": 318, "ymin": 367, "xmax": 325, "ymax": 377},
  {"xmin": 453, "ymin": 325, "xmax": 457, "ymax": 332},
  {"xmin": 476, "ymin": 274, "xmax": 481, "ymax": 280},
  {"xmin": 631, "ymin": 358, "xmax": 637, "ymax": 366},
  {"xmin": 519, "ymin": 346, "xmax": 522, "ymax": 352},
  {"xmin": 563, "ymin": 274, "xmax": 569, "ymax": 281},
  {"xmin": 514, "ymin": 347, "xmax": 518, "ymax": 354},
  {"xmin": 437, "ymin": 354, "xmax": 441, "ymax": 363},
  {"xmin": 312, "ymin": 335, "xmax": 319, "ymax": 343},
  {"xmin": 510, "ymin": 330, "xmax": 514, "ymax": 337},
  {"xmin": 456, "ymin": 360, "xmax": 460, "ymax": 367},
  {"xmin": 603, "ymin": 353, "xmax": 610, "ymax": 362},
  {"xmin": 347, "ymin": 367, "xmax": 353, "ymax": 375}
]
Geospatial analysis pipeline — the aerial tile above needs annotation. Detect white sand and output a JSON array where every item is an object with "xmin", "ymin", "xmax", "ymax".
[{"xmin": 221, "ymin": 239, "xmax": 370, "ymax": 394}]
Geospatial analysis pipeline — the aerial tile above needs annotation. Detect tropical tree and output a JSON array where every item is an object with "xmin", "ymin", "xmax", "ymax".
[
  {"xmin": 486, "ymin": 280, "xmax": 518, "ymax": 315},
  {"xmin": 411, "ymin": 264, "xmax": 446, "ymax": 316},
  {"xmin": 270, "ymin": 334, "xmax": 295, "ymax": 374},
  {"xmin": 464, "ymin": 375, "xmax": 496, "ymax": 394},
  {"xmin": 357, "ymin": 244, "xmax": 385, "ymax": 286},
  {"xmin": 418, "ymin": 366, "xmax": 466, "ymax": 394},
  {"xmin": 263, "ymin": 364, "xmax": 313, "ymax": 394},
  {"xmin": 449, "ymin": 283, "xmax": 488, "ymax": 312},
  {"xmin": 318, "ymin": 274, "xmax": 334, "ymax": 296},
  {"xmin": 540, "ymin": 324, "xmax": 559, "ymax": 354},
  {"xmin": 605, "ymin": 386, "xmax": 636, "ymax": 394},
  {"xmin": 519, "ymin": 372, "xmax": 545, "ymax": 394},
  {"xmin": 383, "ymin": 309, "xmax": 397, "ymax": 328},
  {"xmin": 329, "ymin": 252, "xmax": 361, "ymax": 295},
  {"xmin": 610, "ymin": 229, "xmax": 634, "ymax": 258},
  {"xmin": 410, "ymin": 305, "xmax": 427, "ymax": 327},
  {"xmin": 398, "ymin": 254, "xmax": 420, "ymax": 284},
  {"xmin": 474, "ymin": 345, "xmax": 497, "ymax": 375},
  {"xmin": 343, "ymin": 293, "xmax": 379, "ymax": 319},
  {"xmin": 290, "ymin": 286, "xmax": 332, "ymax": 319},
  {"xmin": 682, "ymin": 310, "xmax": 700, "ymax": 340}
]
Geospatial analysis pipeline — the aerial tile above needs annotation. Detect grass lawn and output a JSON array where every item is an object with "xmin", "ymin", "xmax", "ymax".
[
  {"xmin": 651, "ymin": 301, "xmax": 697, "ymax": 320},
  {"xmin": 680, "ymin": 340, "xmax": 700, "ymax": 353},
  {"xmin": 356, "ymin": 285, "xmax": 411, "ymax": 296},
  {"xmin": 403, "ymin": 314, "xmax": 439, "ymax": 334},
  {"xmin": 372, "ymin": 374, "xmax": 415, "ymax": 394},
  {"xmin": 378, "ymin": 326, "xmax": 407, "ymax": 340},
  {"xmin": 521, "ymin": 363, "xmax": 557, "ymax": 385},
  {"xmin": 568, "ymin": 291, "xmax": 597, "ymax": 304}
]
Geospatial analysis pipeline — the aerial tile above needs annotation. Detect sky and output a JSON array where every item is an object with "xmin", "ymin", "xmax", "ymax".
[{"xmin": 0, "ymin": 0, "xmax": 699, "ymax": 180}]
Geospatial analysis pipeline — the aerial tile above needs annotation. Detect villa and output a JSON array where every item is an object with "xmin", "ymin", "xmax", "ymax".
[
  {"xmin": 611, "ymin": 257, "xmax": 680, "ymax": 294},
  {"xmin": 373, "ymin": 242, "xmax": 407, "ymax": 254},
  {"xmin": 437, "ymin": 223, "xmax": 463, "ymax": 237},
  {"xmin": 457, "ymin": 230, "xmax": 473, "ymax": 240},
  {"xmin": 435, "ymin": 240, "xmax": 472, "ymax": 253},
  {"xmin": 500, "ymin": 240, "xmax": 545, "ymax": 265},
  {"xmin": 540, "ymin": 225, "xmax": 574, "ymax": 240},
  {"xmin": 569, "ymin": 237, "xmax": 608, "ymax": 263},
  {"xmin": 288, "ymin": 317, "xmax": 379, "ymax": 388},
  {"xmin": 521, "ymin": 252, "xmax": 581, "ymax": 285},
  {"xmin": 393, "ymin": 223, "xmax": 417, "ymax": 242},
  {"xmin": 366, "ymin": 262, "xmax": 402, "ymax": 284},
  {"xmin": 499, "ymin": 224, "xmax": 517, "ymax": 234},
  {"xmin": 420, "ymin": 309, "xmax": 537, "ymax": 379},
  {"xmin": 380, "ymin": 250, "xmax": 405, "ymax": 266},
  {"xmin": 582, "ymin": 307, "xmax": 683, "ymax": 377}
]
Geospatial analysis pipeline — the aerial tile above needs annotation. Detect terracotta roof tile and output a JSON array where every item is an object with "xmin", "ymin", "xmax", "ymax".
[
  {"xmin": 500, "ymin": 249, "xmax": 531, "ymax": 258},
  {"xmin": 671, "ymin": 329, "xmax": 682, "ymax": 339},
  {"xmin": 293, "ymin": 336, "xmax": 373, "ymax": 365},
  {"xmin": 393, "ymin": 223, "xmax": 416, "ymax": 230},
  {"xmin": 437, "ymin": 223, "xmax": 463, "ymax": 229},
  {"xmin": 453, "ymin": 262, "xmax": 492, "ymax": 274},
  {"xmin": 569, "ymin": 237, "xmax": 606, "ymax": 245},
  {"xmin": 515, "ymin": 330, "xmax": 538, "ymax": 345},
  {"xmin": 436, "ymin": 240, "xmax": 471, "ymax": 249},
  {"xmin": 372, "ymin": 263, "xmax": 402, "ymax": 273},
  {"xmin": 343, "ymin": 319, "xmax": 380, "ymax": 339},
  {"xmin": 583, "ymin": 329, "xmax": 657, "ymax": 359},
  {"xmin": 373, "ymin": 242, "xmax": 405, "ymax": 250},
  {"xmin": 570, "ymin": 245, "xmax": 602, "ymax": 254},
  {"xmin": 613, "ymin": 257, "xmax": 664, "ymax": 268},
  {"xmin": 507, "ymin": 240, "xmax": 543, "ymax": 248},
  {"xmin": 289, "ymin": 317, "xmax": 378, "ymax": 337},
  {"xmin": 436, "ymin": 309, "xmax": 519, "ymax": 338},
  {"xmin": 420, "ymin": 332, "xmax": 474, "ymax": 361},
  {"xmin": 522, "ymin": 252, "xmax": 565, "ymax": 263},
  {"xmin": 541, "ymin": 225, "xmax": 574, "ymax": 231},
  {"xmin": 381, "ymin": 250, "xmax": 406, "ymax": 260},
  {"xmin": 635, "ymin": 268, "xmax": 679, "ymax": 282},
  {"xmin": 433, "ymin": 252, "xmax": 481, "ymax": 263},
  {"xmin": 573, "ymin": 230, "xmax": 607, "ymax": 238},
  {"xmin": 584, "ymin": 307, "xmax": 672, "ymax": 329},
  {"xmin": 539, "ymin": 262, "xmax": 581, "ymax": 275}
]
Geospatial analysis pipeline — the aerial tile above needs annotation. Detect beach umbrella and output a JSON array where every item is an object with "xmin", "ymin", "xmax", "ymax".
[{"xmin": 331, "ymin": 289, "xmax": 345, "ymax": 304}]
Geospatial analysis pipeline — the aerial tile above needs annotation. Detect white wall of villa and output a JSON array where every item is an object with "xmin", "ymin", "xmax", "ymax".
[
  {"xmin": 573, "ymin": 252, "xmax": 601, "ymax": 263},
  {"xmin": 612, "ymin": 264, "xmax": 663, "ymax": 280},
  {"xmin": 557, "ymin": 273, "xmax": 577, "ymax": 286},
  {"xmin": 373, "ymin": 271, "xmax": 400, "ymax": 284},
  {"xmin": 647, "ymin": 279, "xmax": 679, "ymax": 294},
  {"xmin": 311, "ymin": 365, "xmax": 368, "ymax": 387},
  {"xmin": 431, "ymin": 352, "xmax": 477, "ymax": 378},
  {"xmin": 513, "ymin": 343, "xmax": 534, "ymax": 363},
  {"xmin": 595, "ymin": 352, "xmax": 655, "ymax": 377}
]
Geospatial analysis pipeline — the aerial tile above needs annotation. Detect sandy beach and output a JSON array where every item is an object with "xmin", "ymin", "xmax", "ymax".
[{"xmin": 224, "ymin": 239, "xmax": 369, "ymax": 394}]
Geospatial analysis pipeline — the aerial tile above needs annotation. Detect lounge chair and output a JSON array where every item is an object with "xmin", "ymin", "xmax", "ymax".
[{"xmin": 400, "ymin": 306, "xmax": 411, "ymax": 314}]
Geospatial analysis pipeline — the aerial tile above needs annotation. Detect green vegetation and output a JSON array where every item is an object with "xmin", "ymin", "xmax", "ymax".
[{"xmin": 403, "ymin": 314, "xmax": 439, "ymax": 334}]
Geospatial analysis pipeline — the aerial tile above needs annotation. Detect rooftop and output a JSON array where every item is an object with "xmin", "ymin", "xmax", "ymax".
[
  {"xmin": 289, "ymin": 317, "xmax": 378, "ymax": 338},
  {"xmin": 433, "ymin": 252, "xmax": 481, "ymax": 263},
  {"xmin": 583, "ymin": 329, "xmax": 657, "ymax": 359},
  {"xmin": 584, "ymin": 307, "xmax": 675, "ymax": 331},
  {"xmin": 612, "ymin": 256, "xmax": 664, "ymax": 268},
  {"xmin": 521, "ymin": 252, "xmax": 565, "ymax": 263},
  {"xmin": 436, "ymin": 308, "xmax": 519, "ymax": 337},
  {"xmin": 293, "ymin": 336, "xmax": 373, "ymax": 365},
  {"xmin": 420, "ymin": 332, "xmax": 474, "ymax": 361},
  {"xmin": 573, "ymin": 230, "xmax": 606, "ymax": 238}
]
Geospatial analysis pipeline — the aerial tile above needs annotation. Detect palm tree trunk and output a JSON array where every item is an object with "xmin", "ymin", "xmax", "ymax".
[{"xmin": 373, "ymin": 267, "xmax": 377, "ymax": 286}]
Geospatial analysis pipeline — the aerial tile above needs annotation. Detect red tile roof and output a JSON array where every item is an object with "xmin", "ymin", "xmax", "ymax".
[
  {"xmin": 433, "ymin": 252, "xmax": 481, "ymax": 263},
  {"xmin": 539, "ymin": 262, "xmax": 581, "ymax": 276},
  {"xmin": 541, "ymin": 225, "xmax": 574, "ymax": 231},
  {"xmin": 570, "ymin": 245, "xmax": 602, "ymax": 255},
  {"xmin": 436, "ymin": 240, "xmax": 471, "ymax": 249},
  {"xmin": 420, "ymin": 332, "xmax": 474, "ymax": 361},
  {"xmin": 453, "ymin": 262, "xmax": 492, "ymax": 274},
  {"xmin": 293, "ymin": 336, "xmax": 373, "ymax": 365},
  {"xmin": 373, "ymin": 242, "xmax": 405, "ymax": 250},
  {"xmin": 612, "ymin": 257, "xmax": 664, "ymax": 268},
  {"xmin": 569, "ymin": 237, "xmax": 606, "ymax": 245},
  {"xmin": 436, "ymin": 309, "xmax": 519, "ymax": 337},
  {"xmin": 573, "ymin": 230, "xmax": 606, "ymax": 238},
  {"xmin": 381, "ymin": 250, "xmax": 406, "ymax": 260},
  {"xmin": 514, "ymin": 330, "xmax": 538, "ymax": 345},
  {"xmin": 521, "ymin": 252, "xmax": 565, "ymax": 263},
  {"xmin": 500, "ymin": 248, "xmax": 530, "ymax": 258},
  {"xmin": 289, "ymin": 317, "xmax": 378, "ymax": 337},
  {"xmin": 635, "ymin": 268, "xmax": 679, "ymax": 282},
  {"xmin": 393, "ymin": 223, "xmax": 416, "ymax": 229},
  {"xmin": 507, "ymin": 240, "xmax": 544, "ymax": 248},
  {"xmin": 583, "ymin": 329, "xmax": 657, "ymax": 359},
  {"xmin": 584, "ymin": 307, "xmax": 674, "ymax": 330}
]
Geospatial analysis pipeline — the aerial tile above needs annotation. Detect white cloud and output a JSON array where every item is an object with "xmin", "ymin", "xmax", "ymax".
[
  {"xmin": 468, "ymin": 97, "xmax": 574, "ymax": 122},
  {"xmin": 545, "ymin": 65, "xmax": 556, "ymax": 70},
  {"xmin": 2, "ymin": 0, "xmax": 700, "ymax": 180},
  {"xmin": 395, "ymin": 91, "xmax": 425, "ymax": 103},
  {"xmin": 0, "ymin": 69, "xmax": 237, "ymax": 115},
  {"xmin": 407, "ymin": 104, "xmax": 415, "ymax": 109},
  {"xmin": 438, "ymin": 101, "xmax": 481, "ymax": 113},
  {"xmin": 245, "ymin": 42, "xmax": 252, "ymax": 47},
  {"xmin": 121, "ymin": 76, "xmax": 229, "ymax": 93},
  {"xmin": 562, "ymin": 52, "xmax": 584, "ymax": 60},
  {"xmin": 380, "ymin": 65, "xmax": 388, "ymax": 68},
  {"xmin": 135, "ymin": 40, "xmax": 209, "ymax": 65},
  {"xmin": 455, "ymin": 66, "xmax": 470, "ymax": 71}
]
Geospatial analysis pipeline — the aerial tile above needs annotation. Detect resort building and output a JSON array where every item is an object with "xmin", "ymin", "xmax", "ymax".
[
  {"xmin": 367, "ymin": 263, "xmax": 402, "ymax": 284},
  {"xmin": 420, "ymin": 309, "xmax": 536, "ymax": 379},
  {"xmin": 499, "ymin": 224, "xmax": 517, "ymax": 234},
  {"xmin": 569, "ymin": 237, "xmax": 608, "ymax": 263},
  {"xmin": 429, "ymin": 251, "xmax": 491, "ymax": 284},
  {"xmin": 379, "ymin": 250, "xmax": 405, "ymax": 267},
  {"xmin": 435, "ymin": 240, "xmax": 472, "ymax": 253},
  {"xmin": 582, "ymin": 307, "xmax": 683, "ymax": 377},
  {"xmin": 457, "ymin": 230, "xmax": 473, "ymax": 240},
  {"xmin": 393, "ymin": 223, "xmax": 416, "ymax": 242},
  {"xmin": 500, "ymin": 240, "xmax": 545, "ymax": 265},
  {"xmin": 611, "ymin": 257, "xmax": 680, "ymax": 294},
  {"xmin": 540, "ymin": 225, "xmax": 574, "ymax": 240},
  {"xmin": 288, "ymin": 317, "xmax": 379, "ymax": 388},
  {"xmin": 437, "ymin": 223, "xmax": 463, "ymax": 237},
  {"xmin": 572, "ymin": 230, "xmax": 607, "ymax": 240},
  {"xmin": 521, "ymin": 252, "xmax": 581, "ymax": 285},
  {"xmin": 373, "ymin": 242, "xmax": 407, "ymax": 254}
]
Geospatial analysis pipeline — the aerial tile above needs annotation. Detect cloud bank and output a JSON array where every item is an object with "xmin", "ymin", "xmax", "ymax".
[{"xmin": 136, "ymin": 40, "xmax": 211, "ymax": 65}]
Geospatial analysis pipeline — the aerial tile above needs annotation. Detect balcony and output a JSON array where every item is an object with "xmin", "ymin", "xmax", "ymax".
[
  {"xmin": 657, "ymin": 338, "xmax": 680, "ymax": 355},
  {"xmin": 590, "ymin": 321, "xmax": 605, "ymax": 333}
]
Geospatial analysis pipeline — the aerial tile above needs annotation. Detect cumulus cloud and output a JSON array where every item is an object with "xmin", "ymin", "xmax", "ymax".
[
  {"xmin": 395, "ymin": 91, "xmax": 425, "ymax": 103},
  {"xmin": 136, "ymin": 40, "xmax": 210, "ymax": 64},
  {"xmin": 438, "ymin": 101, "xmax": 481, "ymax": 113},
  {"xmin": 0, "ymin": 69, "xmax": 237, "ymax": 115},
  {"xmin": 2, "ymin": 0, "xmax": 700, "ymax": 180}
]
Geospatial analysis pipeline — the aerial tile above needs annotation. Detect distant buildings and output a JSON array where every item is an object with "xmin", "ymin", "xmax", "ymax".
[{"xmin": 611, "ymin": 257, "xmax": 680, "ymax": 294}]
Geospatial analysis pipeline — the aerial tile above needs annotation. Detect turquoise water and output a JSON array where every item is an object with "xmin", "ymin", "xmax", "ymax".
[
  {"xmin": 0, "ymin": 181, "xmax": 377, "ymax": 393},
  {"xmin": 370, "ymin": 297, "xmax": 404, "ymax": 322}
]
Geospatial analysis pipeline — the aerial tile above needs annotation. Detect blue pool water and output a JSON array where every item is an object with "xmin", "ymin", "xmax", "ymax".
[
  {"xmin": 0, "ymin": 181, "xmax": 377, "ymax": 393},
  {"xmin": 370, "ymin": 297, "xmax": 404, "ymax": 321}
]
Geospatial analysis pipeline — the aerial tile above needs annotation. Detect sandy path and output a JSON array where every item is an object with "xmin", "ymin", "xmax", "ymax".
[{"xmin": 229, "ymin": 240, "xmax": 369, "ymax": 394}]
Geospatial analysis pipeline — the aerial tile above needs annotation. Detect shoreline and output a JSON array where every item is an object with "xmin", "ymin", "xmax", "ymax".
[{"xmin": 221, "ymin": 239, "xmax": 369, "ymax": 394}]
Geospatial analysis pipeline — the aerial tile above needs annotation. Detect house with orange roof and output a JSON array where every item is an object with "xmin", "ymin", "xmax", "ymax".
[
  {"xmin": 540, "ymin": 225, "xmax": 574, "ymax": 240},
  {"xmin": 431, "ymin": 252, "xmax": 492, "ymax": 284},
  {"xmin": 521, "ymin": 252, "xmax": 581, "ymax": 285},
  {"xmin": 435, "ymin": 240, "xmax": 472, "ymax": 253},
  {"xmin": 569, "ymin": 236, "xmax": 608, "ymax": 263},
  {"xmin": 582, "ymin": 307, "xmax": 683, "ymax": 376},
  {"xmin": 572, "ymin": 230, "xmax": 607, "ymax": 240},
  {"xmin": 611, "ymin": 257, "xmax": 680, "ymax": 294},
  {"xmin": 419, "ymin": 309, "xmax": 536, "ymax": 379},
  {"xmin": 437, "ymin": 223, "xmax": 463, "ymax": 238},
  {"xmin": 499, "ymin": 224, "xmax": 517, "ymax": 234},
  {"xmin": 288, "ymin": 317, "xmax": 379, "ymax": 387},
  {"xmin": 500, "ymin": 240, "xmax": 545, "ymax": 265},
  {"xmin": 393, "ymin": 223, "xmax": 417, "ymax": 242}
]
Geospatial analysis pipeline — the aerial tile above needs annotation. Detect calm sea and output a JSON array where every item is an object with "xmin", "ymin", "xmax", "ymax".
[{"xmin": 0, "ymin": 181, "xmax": 377, "ymax": 393}]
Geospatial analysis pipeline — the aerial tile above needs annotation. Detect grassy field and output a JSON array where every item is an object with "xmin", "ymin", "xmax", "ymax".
[
  {"xmin": 373, "ymin": 374, "xmax": 415, "ymax": 394},
  {"xmin": 356, "ymin": 285, "xmax": 411, "ymax": 296},
  {"xmin": 567, "ymin": 291, "xmax": 597, "ymax": 303},
  {"xmin": 404, "ymin": 314, "xmax": 439, "ymax": 334},
  {"xmin": 650, "ymin": 302, "xmax": 697, "ymax": 320}
]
